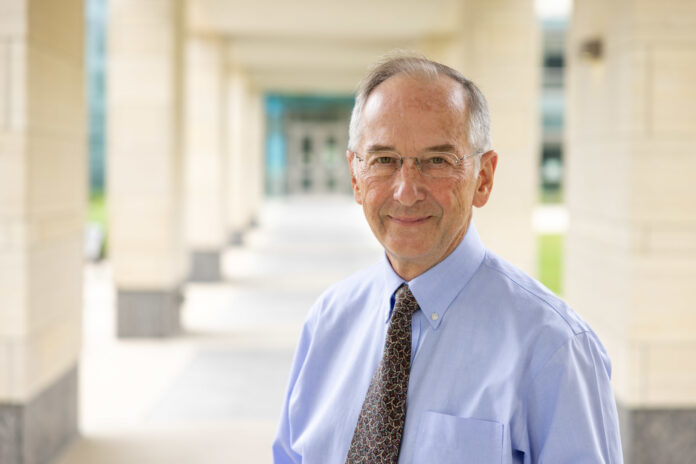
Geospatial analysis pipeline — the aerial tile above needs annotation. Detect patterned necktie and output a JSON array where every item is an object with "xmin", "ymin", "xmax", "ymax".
[{"xmin": 345, "ymin": 284, "xmax": 420, "ymax": 464}]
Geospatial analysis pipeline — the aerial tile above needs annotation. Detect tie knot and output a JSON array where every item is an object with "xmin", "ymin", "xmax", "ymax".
[{"xmin": 394, "ymin": 284, "xmax": 419, "ymax": 317}]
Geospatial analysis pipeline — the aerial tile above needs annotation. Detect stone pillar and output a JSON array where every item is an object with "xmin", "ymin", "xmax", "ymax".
[
  {"xmin": 565, "ymin": 0, "xmax": 696, "ymax": 462},
  {"xmin": 184, "ymin": 35, "xmax": 226, "ymax": 281},
  {"xmin": 108, "ymin": 0, "xmax": 186, "ymax": 337},
  {"xmin": 421, "ymin": 0, "xmax": 540, "ymax": 276},
  {"xmin": 247, "ymin": 88, "xmax": 266, "ymax": 224},
  {"xmin": 0, "ymin": 0, "xmax": 84, "ymax": 462},
  {"xmin": 224, "ymin": 64, "xmax": 254, "ymax": 244}
]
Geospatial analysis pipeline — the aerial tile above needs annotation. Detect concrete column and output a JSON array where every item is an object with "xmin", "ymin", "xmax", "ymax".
[
  {"xmin": 421, "ymin": 0, "xmax": 540, "ymax": 276},
  {"xmin": 247, "ymin": 88, "xmax": 266, "ymax": 223},
  {"xmin": 0, "ymin": 0, "xmax": 84, "ymax": 462},
  {"xmin": 224, "ymin": 63, "xmax": 254, "ymax": 244},
  {"xmin": 565, "ymin": 0, "xmax": 696, "ymax": 462},
  {"xmin": 108, "ymin": 0, "xmax": 186, "ymax": 337},
  {"xmin": 184, "ymin": 35, "xmax": 226, "ymax": 281}
]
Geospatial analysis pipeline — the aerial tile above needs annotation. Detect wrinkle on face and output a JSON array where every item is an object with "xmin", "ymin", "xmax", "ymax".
[{"xmin": 351, "ymin": 73, "xmax": 482, "ymax": 280}]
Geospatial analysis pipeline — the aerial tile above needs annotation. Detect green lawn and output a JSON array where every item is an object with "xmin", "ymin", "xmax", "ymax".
[
  {"xmin": 540, "ymin": 188, "xmax": 563, "ymax": 204},
  {"xmin": 88, "ymin": 192, "xmax": 107, "ymax": 258},
  {"xmin": 88, "ymin": 191, "xmax": 107, "ymax": 227},
  {"xmin": 538, "ymin": 233, "xmax": 563, "ymax": 295}
]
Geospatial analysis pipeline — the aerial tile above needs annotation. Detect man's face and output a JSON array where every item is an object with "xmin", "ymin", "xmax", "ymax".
[{"xmin": 348, "ymin": 74, "xmax": 497, "ymax": 280}]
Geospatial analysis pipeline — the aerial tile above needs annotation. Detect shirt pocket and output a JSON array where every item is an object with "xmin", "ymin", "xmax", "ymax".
[{"xmin": 411, "ymin": 411, "xmax": 504, "ymax": 464}]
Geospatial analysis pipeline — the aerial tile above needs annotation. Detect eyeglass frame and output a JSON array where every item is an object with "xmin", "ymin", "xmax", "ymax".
[{"xmin": 350, "ymin": 149, "xmax": 482, "ymax": 178}]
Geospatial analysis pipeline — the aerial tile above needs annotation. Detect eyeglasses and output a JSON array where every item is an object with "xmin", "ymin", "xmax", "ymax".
[{"xmin": 352, "ymin": 150, "xmax": 479, "ymax": 179}]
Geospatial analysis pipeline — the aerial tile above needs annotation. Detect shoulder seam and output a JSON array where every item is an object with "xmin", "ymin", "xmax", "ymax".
[{"xmin": 481, "ymin": 257, "xmax": 585, "ymax": 335}]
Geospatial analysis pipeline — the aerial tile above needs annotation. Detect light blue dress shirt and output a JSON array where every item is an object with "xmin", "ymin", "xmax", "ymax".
[{"xmin": 273, "ymin": 223, "xmax": 623, "ymax": 463}]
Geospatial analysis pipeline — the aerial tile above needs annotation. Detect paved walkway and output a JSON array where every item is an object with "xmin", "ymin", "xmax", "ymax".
[{"xmin": 56, "ymin": 195, "xmax": 382, "ymax": 464}]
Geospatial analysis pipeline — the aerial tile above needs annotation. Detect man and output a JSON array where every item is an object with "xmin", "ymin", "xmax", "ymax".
[{"xmin": 273, "ymin": 53, "xmax": 622, "ymax": 463}]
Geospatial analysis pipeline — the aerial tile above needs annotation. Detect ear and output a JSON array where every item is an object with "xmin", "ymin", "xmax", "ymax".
[
  {"xmin": 472, "ymin": 150, "xmax": 498, "ymax": 208},
  {"xmin": 347, "ymin": 150, "xmax": 363, "ymax": 205}
]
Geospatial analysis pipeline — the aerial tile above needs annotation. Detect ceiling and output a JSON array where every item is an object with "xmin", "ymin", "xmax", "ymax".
[{"xmin": 187, "ymin": 0, "xmax": 464, "ymax": 94}]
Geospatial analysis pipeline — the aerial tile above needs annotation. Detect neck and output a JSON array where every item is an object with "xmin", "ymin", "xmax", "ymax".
[{"xmin": 388, "ymin": 259, "xmax": 427, "ymax": 282}]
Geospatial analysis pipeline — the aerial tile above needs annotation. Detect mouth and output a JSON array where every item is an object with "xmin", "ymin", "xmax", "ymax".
[{"xmin": 387, "ymin": 215, "xmax": 432, "ymax": 226}]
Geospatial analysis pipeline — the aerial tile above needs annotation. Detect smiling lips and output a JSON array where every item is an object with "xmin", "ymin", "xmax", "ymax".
[{"xmin": 387, "ymin": 215, "xmax": 432, "ymax": 226}]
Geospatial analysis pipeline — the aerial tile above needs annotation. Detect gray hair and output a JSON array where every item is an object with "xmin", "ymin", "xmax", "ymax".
[{"xmin": 348, "ymin": 52, "xmax": 492, "ymax": 160}]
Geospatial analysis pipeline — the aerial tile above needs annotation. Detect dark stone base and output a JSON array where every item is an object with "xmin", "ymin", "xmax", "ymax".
[
  {"xmin": 618, "ymin": 403, "xmax": 696, "ymax": 464},
  {"xmin": 227, "ymin": 230, "xmax": 244, "ymax": 246},
  {"xmin": 0, "ymin": 365, "xmax": 78, "ymax": 464},
  {"xmin": 117, "ymin": 287, "xmax": 182, "ymax": 338},
  {"xmin": 188, "ymin": 250, "xmax": 221, "ymax": 282}
]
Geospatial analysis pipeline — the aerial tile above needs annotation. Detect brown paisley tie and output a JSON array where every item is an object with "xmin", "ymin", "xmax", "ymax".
[{"xmin": 345, "ymin": 284, "xmax": 420, "ymax": 464}]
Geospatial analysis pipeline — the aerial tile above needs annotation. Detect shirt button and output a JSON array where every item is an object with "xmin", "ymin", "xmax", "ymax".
[{"xmin": 431, "ymin": 313, "xmax": 439, "ymax": 321}]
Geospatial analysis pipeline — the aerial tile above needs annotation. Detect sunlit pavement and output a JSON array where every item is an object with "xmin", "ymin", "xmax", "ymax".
[
  {"xmin": 56, "ymin": 195, "xmax": 381, "ymax": 464},
  {"xmin": 56, "ymin": 196, "xmax": 565, "ymax": 463}
]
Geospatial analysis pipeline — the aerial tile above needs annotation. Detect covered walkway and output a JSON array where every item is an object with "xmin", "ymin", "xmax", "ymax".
[
  {"xmin": 3, "ymin": 1, "xmax": 696, "ymax": 462},
  {"xmin": 57, "ymin": 195, "xmax": 381, "ymax": 463}
]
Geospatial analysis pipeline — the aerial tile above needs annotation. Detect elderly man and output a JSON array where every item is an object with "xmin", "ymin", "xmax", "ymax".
[{"xmin": 273, "ymin": 54, "xmax": 622, "ymax": 463}]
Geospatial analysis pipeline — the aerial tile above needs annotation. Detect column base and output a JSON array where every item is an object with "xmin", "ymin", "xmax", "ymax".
[
  {"xmin": 117, "ymin": 286, "xmax": 182, "ymax": 338},
  {"xmin": 0, "ymin": 365, "xmax": 78, "ymax": 464},
  {"xmin": 188, "ymin": 250, "xmax": 221, "ymax": 282},
  {"xmin": 618, "ymin": 403, "xmax": 696, "ymax": 463}
]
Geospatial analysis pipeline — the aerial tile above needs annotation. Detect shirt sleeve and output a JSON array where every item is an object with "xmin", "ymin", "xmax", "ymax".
[
  {"xmin": 272, "ymin": 307, "xmax": 318, "ymax": 464},
  {"xmin": 523, "ymin": 331, "xmax": 624, "ymax": 463}
]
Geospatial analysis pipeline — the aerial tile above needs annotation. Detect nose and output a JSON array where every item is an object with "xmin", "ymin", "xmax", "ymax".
[{"xmin": 392, "ymin": 159, "xmax": 426, "ymax": 206}]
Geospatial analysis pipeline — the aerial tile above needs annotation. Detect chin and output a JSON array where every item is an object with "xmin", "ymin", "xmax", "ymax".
[{"xmin": 385, "ymin": 242, "xmax": 436, "ymax": 262}]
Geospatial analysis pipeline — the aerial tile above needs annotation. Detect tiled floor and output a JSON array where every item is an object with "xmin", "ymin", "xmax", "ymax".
[{"xmin": 56, "ymin": 195, "xmax": 382, "ymax": 464}]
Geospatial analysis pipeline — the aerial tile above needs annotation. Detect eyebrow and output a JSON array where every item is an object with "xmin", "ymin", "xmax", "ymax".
[
  {"xmin": 424, "ymin": 144, "xmax": 457, "ymax": 153},
  {"xmin": 364, "ymin": 144, "xmax": 396, "ymax": 152},
  {"xmin": 364, "ymin": 143, "xmax": 458, "ymax": 153}
]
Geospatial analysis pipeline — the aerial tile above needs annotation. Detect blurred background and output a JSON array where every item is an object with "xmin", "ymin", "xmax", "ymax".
[{"xmin": 1, "ymin": 0, "xmax": 695, "ymax": 463}]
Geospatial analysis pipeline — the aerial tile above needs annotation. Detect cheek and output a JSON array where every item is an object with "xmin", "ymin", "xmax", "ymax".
[
  {"xmin": 436, "ymin": 178, "xmax": 474, "ymax": 214},
  {"xmin": 361, "ymin": 179, "xmax": 390, "ymax": 204}
]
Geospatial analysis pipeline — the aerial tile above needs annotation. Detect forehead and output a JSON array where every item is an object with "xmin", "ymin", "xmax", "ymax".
[
  {"xmin": 361, "ymin": 73, "xmax": 468, "ymax": 148},
  {"xmin": 368, "ymin": 73, "xmax": 466, "ymax": 111}
]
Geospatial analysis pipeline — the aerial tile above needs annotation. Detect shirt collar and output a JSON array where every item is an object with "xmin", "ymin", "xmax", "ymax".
[
  {"xmin": 379, "ymin": 256, "xmax": 406, "ymax": 323},
  {"xmin": 378, "ymin": 222, "xmax": 486, "ymax": 329}
]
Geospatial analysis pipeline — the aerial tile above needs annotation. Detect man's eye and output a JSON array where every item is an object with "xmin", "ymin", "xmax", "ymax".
[
  {"xmin": 424, "ymin": 154, "xmax": 455, "ymax": 166},
  {"xmin": 373, "ymin": 156, "xmax": 396, "ymax": 165}
]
